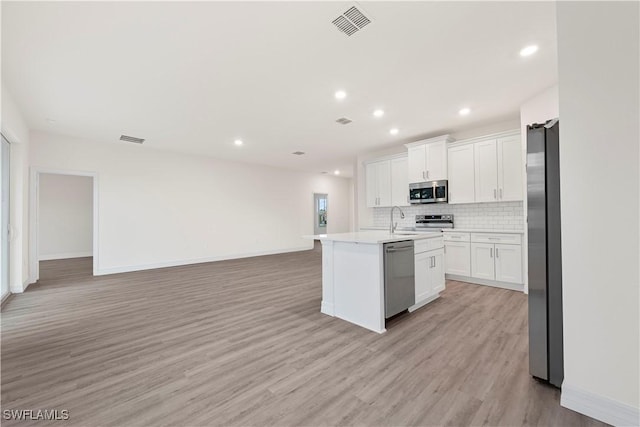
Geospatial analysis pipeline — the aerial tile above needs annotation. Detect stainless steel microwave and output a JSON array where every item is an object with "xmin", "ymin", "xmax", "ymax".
[{"xmin": 409, "ymin": 180, "xmax": 448, "ymax": 204}]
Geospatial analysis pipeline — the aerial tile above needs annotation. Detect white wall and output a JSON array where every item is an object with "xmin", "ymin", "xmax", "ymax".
[
  {"xmin": 29, "ymin": 131, "xmax": 352, "ymax": 275},
  {"xmin": 557, "ymin": 2, "xmax": 639, "ymax": 425},
  {"xmin": 520, "ymin": 85, "xmax": 560, "ymax": 293},
  {"xmin": 38, "ymin": 174, "xmax": 93, "ymax": 260},
  {"xmin": 0, "ymin": 83, "xmax": 31, "ymax": 292}
]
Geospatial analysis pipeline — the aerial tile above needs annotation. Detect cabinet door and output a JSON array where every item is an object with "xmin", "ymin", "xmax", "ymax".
[
  {"xmin": 471, "ymin": 242, "xmax": 495, "ymax": 280},
  {"xmin": 407, "ymin": 145, "xmax": 427, "ymax": 183},
  {"xmin": 495, "ymin": 243, "xmax": 523, "ymax": 284},
  {"xmin": 448, "ymin": 145, "xmax": 475, "ymax": 204},
  {"xmin": 415, "ymin": 251, "xmax": 432, "ymax": 303},
  {"xmin": 497, "ymin": 136, "xmax": 523, "ymax": 201},
  {"xmin": 365, "ymin": 162, "xmax": 378, "ymax": 207},
  {"xmin": 444, "ymin": 242, "xmax": 471, "ymax": 276},
  {"xmin": 391, "ymin": 157, "xmax": 410, "ymax": 206},
  {"xmin": 474, "ymin": 140, "xmax": 498, "ymax": 202},
  {"xmin": 430, "ymin": 249, "xmax": 445, "ymax": 293},
  {"xmin": 376, "ymin": 160, "xmax": 392, "ymax": 207},
  {"xmin": 425, "ymin": 140, "xmax": 447, "ymax": 181}
]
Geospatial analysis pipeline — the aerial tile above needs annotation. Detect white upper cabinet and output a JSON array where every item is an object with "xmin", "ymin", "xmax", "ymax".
[
  {"xmin": 405, "ymin": 135, "xmax": 453, "ymax": 183},
  {"xmin": 364, "ymin": 159, "xmax": 393, "ymax": 208},
  {"xmin": 497, "ymin": 135, "xmax": 523, "ymax": 201},
  {"xmin": 474, "ymin": 139, "xmax": 499, "ymax": 202},
  {"xmin": 425, "ymin": 140, "xmax": 448, "ymax": 181},
  {"xmin": 391, "ymin": 157, "xmax": 410, "ymax": 206},
  {"xmin": 407, "ymin": 145, "xmax": 427, "ymax": 183},
  {"xmin": 448, "ymin": 144, "xmax": 475, "ymax": 204}
]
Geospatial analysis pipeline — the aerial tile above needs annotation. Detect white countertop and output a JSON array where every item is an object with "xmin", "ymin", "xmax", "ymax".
[
  {"xmin": 309, "ymin": 231, "xmax": 443, "ymax": 244},
  {"xmin": 359, "ymin": 226, "xmax": 524, "ymax": 234},
  {"xmin": 442, "ymin": 228, "xmax": 524, "ymax": 234}
]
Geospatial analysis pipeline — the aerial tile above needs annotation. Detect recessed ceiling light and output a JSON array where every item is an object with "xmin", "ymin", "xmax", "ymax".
[
  {"xmin": 520, "ymin": 45, "xmax": 539, "ymax": 57},
  {"xmin": 373, "ymin": 109, "xmax": 384, "ymax": 118},
  {"xmin": 234, "ymin": 139, "xmax": 243, "ymax": 146},
  {"xmin": 459, "ymin": 107, "xmax": 471, "ymax": 116},
  {"xmin": 334, "ymin": 170, "xmax": 341, "ymax": 175},
  {"xmin": 334, "ymin": 90, "xmax": 347, "ymax": 100},
  {"xmin": 389, "ymin": 128, "xmax": 399, "ymax": 135}
]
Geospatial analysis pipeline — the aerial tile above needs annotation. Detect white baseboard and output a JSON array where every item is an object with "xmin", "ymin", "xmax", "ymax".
[
  {"xmin": 561, "ymin": 382, "xmax": 640, "ymax": 426},
  {"xmin": 446, "ymin": 274, "xmax": 524, "ymax": 292},
  {"xmin": 39, "ymin": 251, "xmax": 93, "ymax": 261},
  {"xmin": 95, "ymin": 245, "xmax": 313, "ymax": 276},
  {"xmin": 409, "ymin": 293, "xmax": 440, "ymax": 312},
  {"xmin": 321, "ymin": 301, "xmax": 334, "ymax": 316}
]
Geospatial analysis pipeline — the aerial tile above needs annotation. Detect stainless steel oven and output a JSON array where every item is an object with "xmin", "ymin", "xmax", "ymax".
[{"xmin": 409, "ymin": 180, "xmax": 448, "ymax": 204}]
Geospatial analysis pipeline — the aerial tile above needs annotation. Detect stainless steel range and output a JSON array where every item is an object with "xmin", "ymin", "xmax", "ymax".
[{"xmin": 415, "ymin": 214, "xmax": 454, "ymax": 231}]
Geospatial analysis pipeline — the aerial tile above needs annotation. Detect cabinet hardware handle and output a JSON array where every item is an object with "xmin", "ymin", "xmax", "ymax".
[
  {"xmin": 496, "ymin": 248, "xmax": 499, "ymax": 258},
  {"xmin": 494, "ymin": 189, "xmax": 497, "ymax": 199},
  {"xmin": 490, "ymin": 248, "xmax": 493, "ymax": 258},
  {"xmin": 422, "ymin": 171, "xmax": 426, "ymax": 180},
  {"xmin": 426, "ymin": 170, "xmax": 429, "ymax": 179},
  {"xmin": 500, "ymin": 188, "xmax": 503, "ymax": 199}
]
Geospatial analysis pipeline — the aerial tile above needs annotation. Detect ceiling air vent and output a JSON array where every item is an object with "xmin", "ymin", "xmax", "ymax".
[
  {"xmin": 120, "ymin": 135, "xmax": 145, "ymax": 144},
  {"xmin": 292, "ymin": 151, "xmax": 305, "ymax": 155},
  {"xmin": 336, "ymin": 117, "xmax": 353, "ymax": 125},
  {"xmin": 332, "ymin": 6, "xmax": 371, "ymax": 36}
]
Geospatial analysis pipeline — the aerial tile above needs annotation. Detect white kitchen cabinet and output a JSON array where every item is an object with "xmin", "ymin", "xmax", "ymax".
[
  {"xmin": 414, "ymin": 240, "xmax": 445, "ymax": 305},
  {"xmin": 365, "ymin": 160, "xmax": 391, "ymax": 207},
  {"xmin": 495, "ymin": 243, "xmax": 523, "ymax": 284},
  {"xmin": 414, "ymin": 251, "xmax": 432, "ymax": 303},
  {"xmin": 391, "ymin": 157, "xmax": 410, "ymax": 206},
  {"xmin": 471, "ymin": 242, "xmax": 495, "ymax": 280},
  {"xmin": 407, "ymin": 145, "xmax": 427, "ymax": 183},
  {"xmin": 430, "ymin": 249, "xmax": 445, "ymax": 293},
  {"xmin": 425, "ymin": 140, "xmax": 448, "ymax": 181},
  {"xmin": 497, "ymin": 135, "xmax": 523, "ymax": 201},
  {"xmin": 474, "ymin": 139, "xmax": 498, "ymax": 202},
  {"xmin": 405, "ymin": 135, "xmax": 453, "ymax": 183},
  {"xmin": 444, "ymin": 241, "xmax": 471, "ymax": 276},
  {"xmin": 448, "ymin": 144, "xmax": 475, "ymax": 204}
]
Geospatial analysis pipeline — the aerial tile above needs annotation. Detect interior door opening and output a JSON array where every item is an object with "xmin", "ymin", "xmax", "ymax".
[
  {"xmin": 313, "ymin": 193, "xmax": 328, "ymax": 236},
  {"xmin": 34, "ymin": 172, "xmax": 96, "ymax": 282},
  {"xmin": 1, "ymin": 135, "xmax": 10, "ymax": 300}
]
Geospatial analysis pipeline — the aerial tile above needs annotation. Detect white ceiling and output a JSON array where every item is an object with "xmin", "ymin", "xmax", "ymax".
[{"xmin": 1, "ymin": 1, "xmax": 558, "ymax": 177}]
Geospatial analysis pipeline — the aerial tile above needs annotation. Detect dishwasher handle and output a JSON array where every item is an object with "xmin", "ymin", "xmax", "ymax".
[{"xmin": 386, "ymin": 246, "xmax": 413, "ymax": 253}]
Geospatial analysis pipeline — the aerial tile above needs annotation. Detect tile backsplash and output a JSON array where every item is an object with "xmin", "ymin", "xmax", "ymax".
[{"xmin": 371, "ymin": 201, "xmax": 524, "ymax": 230}]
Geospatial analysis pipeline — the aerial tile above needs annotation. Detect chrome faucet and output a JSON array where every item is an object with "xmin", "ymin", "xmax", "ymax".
[{"xmin": 390, "ymin": 206, "xmax": 405, "ymax": 234}]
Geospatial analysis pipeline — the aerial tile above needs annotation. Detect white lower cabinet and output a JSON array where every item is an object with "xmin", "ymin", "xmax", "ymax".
[
  {"xmin": 495, "ymin": 243, "xmax": 523, "ymax": 284},
  {"xmin": 430, "ymin": 249, "xmax": 445, "ymax": 293},
  {"xmin": 414, "ymin": 241, "xmax": 445, "ymax": 304},
  {"xmin": 471, "ymin": 243, "xmax": 496, "ymax": 280},
  {"xmin": 415, "ymin": 251, "xmax": 431, "ymax": 302},
  {"xmin": 444, "ymin": 231, "xmax": 524, "ymax": 290},
  {"xmin": 444, "ymin": 242, "xmax": 471, "ymax": 276}
]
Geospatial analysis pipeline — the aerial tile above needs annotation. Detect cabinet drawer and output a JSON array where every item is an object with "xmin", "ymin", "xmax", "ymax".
[
  {"xmin": 471, "ymin": 233, "xmax": 522, "ymax": 245},
  {"xmin": 415, "ymin": 237, "xmax": 443, "ymax": 254},
  {"xmin": 443, "ymin": 232, "xmax": 471, "ymax": 242}
]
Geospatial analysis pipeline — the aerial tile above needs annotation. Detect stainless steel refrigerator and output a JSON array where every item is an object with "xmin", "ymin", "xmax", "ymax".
[{"xmin": 527, "ymin": 119, "xmax": 563, "ymax": 388}]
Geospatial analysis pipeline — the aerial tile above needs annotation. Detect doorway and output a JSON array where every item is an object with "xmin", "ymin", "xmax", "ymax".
[
  {"xmin": 313, "ymin": 193, "xmax": 328, "ymax": 235},
  {"xmin": 1, "ymin": 135, "xmax": 10, "ymax": 299},
  {"xmin": 29, "ymin": 170, "xmax": 98, "ymax": 283}
]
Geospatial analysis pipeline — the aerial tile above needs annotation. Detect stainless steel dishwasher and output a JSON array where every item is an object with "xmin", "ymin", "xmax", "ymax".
[{"xmin": 383, "ymin": 240, "xmax": 415, "ymax": 318}]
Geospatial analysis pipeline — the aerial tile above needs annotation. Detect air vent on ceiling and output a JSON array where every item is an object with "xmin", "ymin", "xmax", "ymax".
[
  {"xmin": 292, "ymin": 151, "xmax": 305, "ymax": 155},
  {"xmin": 332, "ymin": 6, "xmax": 371, "ymax": 36},
  {"xmin": 120, "ymin": 135, "xmax": 145, "ymax": 144},
  {"xmin": 336, "ymin": 117, "xmax": 353, "ymax": 125}
]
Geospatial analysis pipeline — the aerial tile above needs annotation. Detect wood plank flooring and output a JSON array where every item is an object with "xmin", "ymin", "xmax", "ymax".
[{"xmin": 1, "ymin": 244, "xmax": 605, "ymax": 426}]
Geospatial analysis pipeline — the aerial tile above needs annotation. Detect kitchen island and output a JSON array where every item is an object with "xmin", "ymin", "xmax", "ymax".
[{"xmin": 312, "ymin": 231, "xmax": 444, "ymax": 333}]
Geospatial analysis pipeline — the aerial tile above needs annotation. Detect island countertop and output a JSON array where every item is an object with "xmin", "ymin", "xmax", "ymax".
[{"xmin": 309, "ymin": 230, "xmax": 442, "ymax": 244}]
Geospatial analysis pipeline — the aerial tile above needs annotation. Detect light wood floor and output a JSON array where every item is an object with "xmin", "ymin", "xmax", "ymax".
[{"xmin": 1, "ymin": 244, "xmax": 605, "ymax": 426}]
